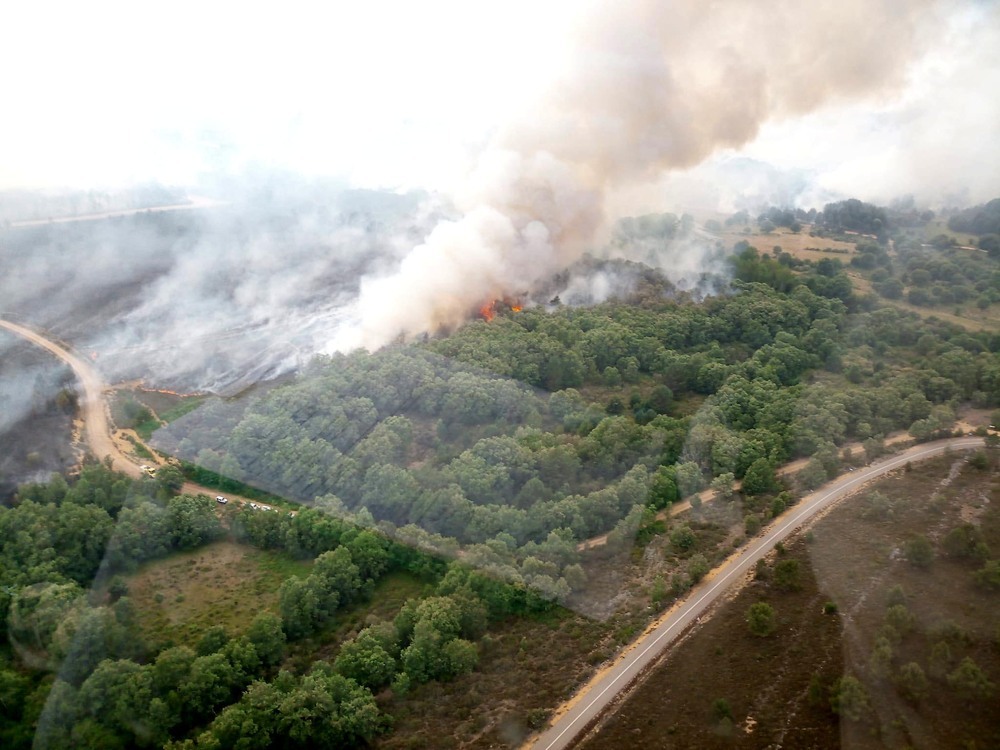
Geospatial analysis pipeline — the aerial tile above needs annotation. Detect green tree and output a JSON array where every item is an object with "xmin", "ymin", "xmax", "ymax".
[
  {"xmin": 974, "ymin": 560, "xmax": 1000, "ymax": 590},
  {"xmin": 947, "ymin": 656, "xmax": 995, "ymax": 700},
  {"xmin": 687, "ymin": 554, "xmax": 710, "ymax": 584},
  {"xmin": 710, "ymin": 472, "xmax": 736, "ymax": 501},
  {"xmin": 313, "ymin": 547, "xmax": 362, "ymax": 605},
  {"xmin": 742, "ymin": 458, "xmax": 777, "ymax": 496},
  {"xmin": 830, "ymin": 675, "xmax": 870, "ymax": 721},
  {"xmin": 335, "ymin": 628, "xmax": 398, "ymax": 690},
  {"xmin": 773, "ymin": 558, "xmax": 802, "ymax": 591},
  {"xmin": 884, "ymin": 603, "xmax": 914, "ymax": 636},
  {"xmin": 166, "ymin": 495, "xmax": 222, "ymax": 549},
  {"xmin": 177, "ymin": 653, "xmax": 238, "ymax": 722},
  {"xmin": 649, "ymin": 466, "xmax": 679, "ymax": 509},
  {"xmin": 746, "ymin": 602, "xmax": 776, "ymax": 637},
  {"xmin": 670, "ymin": 524, "xmax": 696, "ymax": 553},
  {"xmin": 896, "ymin": 662, "xmax": 928, "ymax": 702},
  {"xmin": 943, "ymin": 524, "xmax": 989, "ymax": 561},
  {"xmin": 196, "ymin": 626, "xmax": 230, "ymax": 657},
  {"xmin": 279, "ymin": 576, "xmax": 333, "ymax": 639},
  {"xmin": 155, "ymin": 465, "xmax": 184, "ymax": 495},
  {"xmin": 904, "ymin": 535, "xmax": 934, "ymax": 568},
  {"xmin": 246, "ymin": 612, "xmax": 286, "ymax": 668}
]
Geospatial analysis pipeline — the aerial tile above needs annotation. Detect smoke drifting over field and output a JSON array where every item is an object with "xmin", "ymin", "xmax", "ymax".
[
  {"xmin": 2, "ymin": 1, "xmax": 995, "ymax": 387},
  {"xmin": 0, "ymin": 185, "xmax": 448, "ymax": 391},
  {"xmin": 342, "ymin": 0, "xmax": 940, "ymax": 349}
]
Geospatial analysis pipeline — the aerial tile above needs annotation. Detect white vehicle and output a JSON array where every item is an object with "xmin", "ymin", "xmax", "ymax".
[{"xmin": 215, "ymin": 496, "xmax": 228, "ymax": 504}]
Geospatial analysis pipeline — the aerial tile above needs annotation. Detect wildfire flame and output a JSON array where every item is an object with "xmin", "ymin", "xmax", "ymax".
[
  {"xmin": 477, "ymin": 298, "xmax": 522, "ymax": 321},
  {"xmin": 479, "ymin": 302, "xmax": 497, "ymax": 322}
]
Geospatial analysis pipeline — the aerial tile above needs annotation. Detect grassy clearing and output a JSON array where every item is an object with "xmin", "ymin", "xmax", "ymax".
[
  {"xmin": 921, "ymin": 219, "xmax": 979, "ymax": 248},
  {"xmin": 126, "ymin": 541, "xmax": 311, "ymax": 648},
  {"xmin": 721, "ymin": 227, "xmax": 857, "ymax": 262},
  {"xmin": 127, "ymin": 542, "xmax": 429, "ymax": 675},
  {"xmin": 108, "ymin": 388, "xmax": 206, "ymax": 440}
]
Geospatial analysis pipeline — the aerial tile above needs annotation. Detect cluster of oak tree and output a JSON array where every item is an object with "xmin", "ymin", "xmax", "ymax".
[
  {"xmin": 0, "ymin": 461, "xmax": 559, "ymax": 749},
  {"xmin": 156, "ymin": 243, "xmax": 1000, "ymax": 599}
]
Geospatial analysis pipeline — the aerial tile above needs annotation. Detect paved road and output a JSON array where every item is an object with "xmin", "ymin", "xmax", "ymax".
[
  {"xmin": 530, "ymin": 436, "xmax": 985, "ymax": 750},
  {"xmin": 7, "ymin": 195, "xmax": 224, "ymax": 228},
  {"xmin": 577, "ymin": 431, "xmax": 916, "ymax": 552}
]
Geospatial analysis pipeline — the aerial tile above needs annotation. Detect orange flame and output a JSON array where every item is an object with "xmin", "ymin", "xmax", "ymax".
[
  {"xmin": 479, "ymin": 302, "xmax": 497, "ymax": 322},
  {"xmin": 478, "ymin": 298, "xmax": 523, "ymax": 321}
]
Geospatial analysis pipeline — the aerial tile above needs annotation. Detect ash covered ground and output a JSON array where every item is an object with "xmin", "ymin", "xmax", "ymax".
[
  {"xmin": 0, "ymin": 332, "xmax": 78, "ymax": 500},
  {"xmin": 0, "ymin": 182, "xmax": 446, "ymax": 394}
]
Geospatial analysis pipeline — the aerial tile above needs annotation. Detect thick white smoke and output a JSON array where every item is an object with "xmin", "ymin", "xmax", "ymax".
[{"xmin": 341, "ymin": 0, "xmax": 943, "ymax": 350}]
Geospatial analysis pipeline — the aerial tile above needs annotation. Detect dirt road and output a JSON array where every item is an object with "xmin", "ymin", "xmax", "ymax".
[
  {"xmin": 531, "ymin": 436, "xmax": 985, "ymax": 750},
  {"xmin": 1, "ymin": 318, "xmax": 140, "ymax": 478},
  {"xmin": 1, "ymin": 318, "xmax": 280, "ymax": 512}
]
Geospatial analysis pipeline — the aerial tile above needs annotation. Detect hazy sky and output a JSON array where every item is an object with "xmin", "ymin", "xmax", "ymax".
[{"xmin": 2, "ymin": 0, "xmax": 997, "ymax": 206}]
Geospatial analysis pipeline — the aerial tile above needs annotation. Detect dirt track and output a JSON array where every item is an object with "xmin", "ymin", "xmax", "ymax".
[
  {"xmin": 0, "ymin": 318, "xmax": 278, "ymax": 512},
  {"xmin": 0, "ymin": 318, "xmax": 139, "ymax": 478}
]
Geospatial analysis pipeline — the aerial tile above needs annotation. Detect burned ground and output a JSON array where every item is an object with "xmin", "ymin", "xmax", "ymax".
[{"xmin": 0, "ymin": 334, "xmax": 78, "ymax": 500}]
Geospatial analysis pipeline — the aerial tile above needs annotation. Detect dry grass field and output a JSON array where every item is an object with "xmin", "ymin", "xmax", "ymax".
[
  {"xmin": 578, "ymin": 450, "xmax": 1000, "ymax": 750},
  {"xmin": 126, "ymin": 541, "xmax": 311, "ymax": 647}
]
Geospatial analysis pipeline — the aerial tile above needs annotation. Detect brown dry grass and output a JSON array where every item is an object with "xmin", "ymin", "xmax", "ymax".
[
  {"xmin": 578, "ymin": 451, "xmax": 1000, "ymax": 750},
  {"xmin": 720, "ymin": 227, "xmax": 857, "ymax": 261},
  {"xmin": 126, "ymin": 541, "xmax": 311, "ymax": 647}
]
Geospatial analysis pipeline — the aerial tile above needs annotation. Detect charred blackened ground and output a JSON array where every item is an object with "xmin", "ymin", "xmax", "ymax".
[
  {"xmin": 0, "ymin": 332, "xmax": 78, "ymax": 500},
  {"xmin": 0, "ymin": 184, "xmax": 445, "ymax": 394}
]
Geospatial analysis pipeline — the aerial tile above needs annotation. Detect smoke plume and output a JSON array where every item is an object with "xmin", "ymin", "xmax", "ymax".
[{"xmin": 345, "ymin": 0, "xmax": 940, "ymax": 349}]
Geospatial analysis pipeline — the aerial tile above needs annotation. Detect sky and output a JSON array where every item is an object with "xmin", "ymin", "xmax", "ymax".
[{"xmin": 1, "ymin": 0, "xmax": 998, "ymax": 208}]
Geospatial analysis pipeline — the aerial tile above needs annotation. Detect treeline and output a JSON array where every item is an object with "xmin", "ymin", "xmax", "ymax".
[
  {"xmin": 158, "ymin": 247, "xmax": 1000, "ymax": 576},
  {"xmin": 947, "ymin": 198, "xmax": 1000, "ymax": 236},
  {"xmin": 156, "ymin": 275, "xmax": 851, "ymax": 569},
  {"xmin": 819, "ymin": 198, "xmax": 889, "ymax": 236},
  {"xmin": 862, "ymin": 233, "xmax": 1000, "ymax": 309},
  {"xmin": 1, "ymin": 463, "xmax": 554, "ymax": 749}
]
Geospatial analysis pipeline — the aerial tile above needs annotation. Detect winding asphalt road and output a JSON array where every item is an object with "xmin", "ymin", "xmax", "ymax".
[{"xmin": 530, "ymin": 435, "xmax": 985, "ymax": 750}]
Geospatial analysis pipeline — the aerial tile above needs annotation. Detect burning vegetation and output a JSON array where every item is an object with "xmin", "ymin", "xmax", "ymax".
[{"xmin": 477, "ymin": 298, "xmax": 523, "ymax": 322}]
